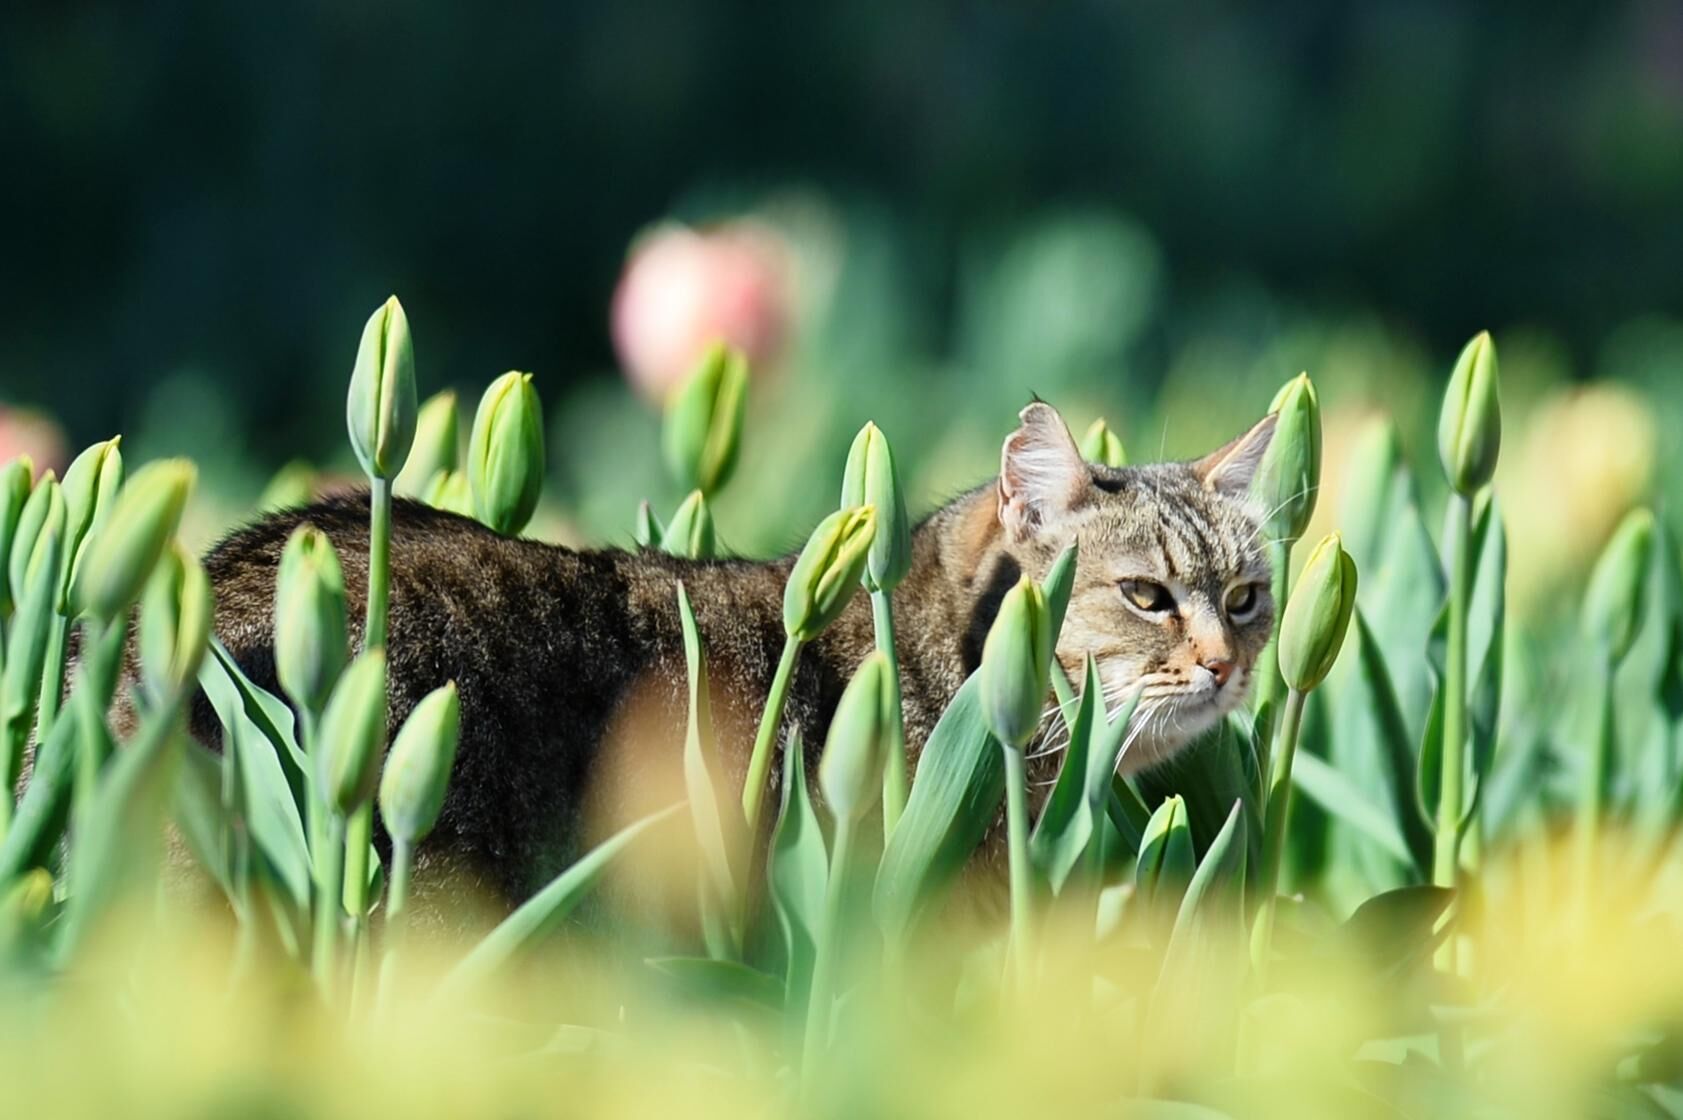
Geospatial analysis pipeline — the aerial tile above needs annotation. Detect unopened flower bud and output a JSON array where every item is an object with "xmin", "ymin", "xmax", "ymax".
[
  {"xmin": 420, "ymin": 468, "xmax": 474, "ymax": 519},
  {"xmin": 1582, "ymin": 508, "xmax": 1656, "ymax": 667},
  {"xmin": 316, "ymin": 650, "xmax": 387, "ymax": 815},
  {"xmin": 1253, "ymin": 373, "xmax": 1322, "ymax": 544},
  {"xmin": 819, "ymin": 652, "xmax": 892, "ymax": 821},
  {"xmin": 784, "ymin": 506, "xmax": 876, "ymax": 642},
  {"xmin": 839, "ymin": 422, "xmax": 910, "ymax": 592},
  {"xmin": 347, "ymin": 296, "xmax": 418, "ymax": 481},
  {"xmin": 1079, "ymin": 418, "xmax": 1127, "ymax": 468},
  {"xmin": 1438, "ymin": 331, "xmax": 1502, "ymax": 496},
  {"xmin": 9, "ymin": 472, "xmax": 60, "ymax": 613},
  {"xmin": 468, "ymin": 371, "xmax": 545, "ymax": 536},
  {"xmin": 380, "ymin": 681, "xmax": 460, "ymax": 845},
  {"xmin": 274, "ymin": 525, "xmax": 348, "ymax": 714},
  {"xmin": 980, "ymin": 576, "xmax": 1053, "ymax": 749},
  {"xmin": 661, "ymin": 490, "xmax": 715, "ymax": 559},
  {"xmin": 59, "ymin": 437, "xmax": 124, "ymax": 612},
  {"xmin": 72, "ymin": 459, "xmax": 194, "ymax": 623},
  {"xmin": 139, "ymin": 542, "xmax": 214, "ymax": 702},
  {"xmin": 1278, "ymin": 532, "xmax": 1358, "ymax": 693},
  {"xmin": 633, "ymin": 500, "xmax": 664, "ymax": 549},
  {"xmin": 662, "ymin": 343, "xmax": 747, "ymax": 496},
  {"xmin": 397, "ymin": 389, "xmax": 460, "ymax": 496},
  {"xmin": 0, "ymin": 457, "xmax": 36, "ymax": 617}
]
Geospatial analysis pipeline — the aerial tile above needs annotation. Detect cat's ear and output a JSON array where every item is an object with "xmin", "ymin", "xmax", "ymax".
[
  {"xmin": 1192, "ymin": 413, "xmax": 1278, "ymax": 496},
  {"xmin": 998, "ymin": 401, "xmax": 1089, "ymax": 540}
]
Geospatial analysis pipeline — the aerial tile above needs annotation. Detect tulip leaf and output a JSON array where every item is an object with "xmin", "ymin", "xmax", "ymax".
[
  {"xmin": 199, "ymin": 644, "xmax": 312, "ymax": 909},
  {"xmin": 0, "ymin": 713, "xmax": 77, "ymax": 881},
  {"xmin": 1346, "ymin": 611, "xmax": 1435, "ymax": 870},
  {"xmin": 1291, "ymin": 750, "xmax": 1413, "ymax": 866},
  {"xmin": 874, "ymin": 671, "xmax": 1002, "ymax": 942},
  {"xmin": 677, "ymin": 582, "xmax": 746, "ymax": 959},
  {"xmin": 1340, "ymin": 884, "xmax": 1454, "ymax": 977},
  {"xmin": 440, "ymin": 803, "xmax": 683, "ymax": 994},
  {"xmin": 1042, "ymin": 542, "xmax": 1078, "ymax": 639},
  {"xmin": 1031, "ymin": 658, "xmax": 1140, "ymax": 893},
  {"xmin": 1134, "ymin": 794, "xmax": 1195, "ymax": 913},
  {"xmin": 770, "ymin": 729, "xmax": 827, "ymax": 1009},
  {"xmin": 57, "ymin": 712, "xmax": 182, "ymax": 959},
  {"xmin": 644, "ymin": 956, "xmax": 785, "ymax": 1013},
  {"xmin": 171, "ymin": 739, "xmax": 235, "ymax": 899}
]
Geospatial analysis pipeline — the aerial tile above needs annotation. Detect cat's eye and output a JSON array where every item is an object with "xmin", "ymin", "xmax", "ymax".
[
  {"xmin": 1225, "ymin": 582, "xmax": 1263, "ymax": 621},
  {"xmin": 1121, "ymin": 579, "xmax": 1176, "ymax": 615}
]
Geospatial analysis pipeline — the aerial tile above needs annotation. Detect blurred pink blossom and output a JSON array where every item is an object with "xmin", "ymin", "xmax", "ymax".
[
  {"xmin": 611, "ymin": 220, "xmax": 790, "ymax": 401},
  {"xmin": 0, "ymin": 406, "xmax": 67, "ymax": 476}
]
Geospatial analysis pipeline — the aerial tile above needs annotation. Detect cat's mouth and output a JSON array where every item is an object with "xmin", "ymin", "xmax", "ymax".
[{"xmin": 1112, "ymin": 668, "xmax": 1250, "ymax": 774}]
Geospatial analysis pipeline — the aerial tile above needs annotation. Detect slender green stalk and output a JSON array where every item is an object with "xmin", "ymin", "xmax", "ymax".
[
  {"xmin": 871, "ymin": 588, "xmax": 908, "ymax": 835},
  {"xmin": 364, "ymin": 477, "xmax": 393, "ymax": 651},
  {"xmin": 386, "ymin": 837, "xmax": 415, "ymax": 928},
  {"xmin": 1434, "ymin": 493, "xmax": 1473, "ymax": 892},
  {"xmin": 1002, "ymin": 742, "xmax": 1034, "ymax": 985},
  {"xmin": 1253, "ymin": 687, "xmax": 1306, "ymax": 977},
  {"xmin": 801, "ymin": 815, "xmax": 855, "ymax": 1079},
  {"xmin": 1253, "ymin": 539, "xmax": 1292, "ymax": 771},
  {"xmin": 741, "ymin": 636, "xmax": 801, "ymax": 836},
  {"xmin": 33, "ymin": 615, "xmax": 69, "ymax": 741},
  {"xmin": 1577, "ymin": 662, "xmax": 1616, "ymax": 878},
  {"xmin": 312, "ymin": 812, "xmax": 347, "ymax": 997}
]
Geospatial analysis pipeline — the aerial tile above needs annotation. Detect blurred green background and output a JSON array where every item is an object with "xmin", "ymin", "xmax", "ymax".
[{"xmin": 3, "ymin": 1, "xmax": 1680, "ymax": 612}]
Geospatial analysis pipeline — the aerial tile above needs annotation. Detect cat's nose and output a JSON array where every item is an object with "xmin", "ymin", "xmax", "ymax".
[{"xmin": 1201, "ymin": 657, "xmax": 1236, "ymax": 687}]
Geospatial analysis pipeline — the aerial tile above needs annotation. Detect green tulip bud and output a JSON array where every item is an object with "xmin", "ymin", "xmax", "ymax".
[
  {"xmin": 379, "ymin": 681, "xmax": 461, "ymax": 845},
  {"xmin": 980, "ymin": 576, "xmax": 1053, "ymax": 749},
  {"xmin": 1437, "ymin": 331, "xmax": 1501, "ymax": 496},
  {"xmin": 274, "ymin": 525, "xmax": 348, "ymax": 714},
  {"xmin": 138, "ymin": 542, "xmax": 214, "ymax": 702},
  {"xmin": 784, "ymin": 506, "xmax": 877, "ymax": 642},
  {"xmin": 467, "ymin": 371, "xmax": 545, "ymax": 536},
  {"xmin": 661, "ymin": 490, "xmax": 715, "ymax": 559},
  {"xmin": 819, "ymin": 652, "xmax": 892, "ymax": 822},
  {"xmin": 1278, "ymin": 532, "xmax": 1358, "ymax": 693},
  {"xmin": 1582, "ymin": 508, "xmax": 1656, "ymax": 666},
  {"xmin": 2, "ymin": 494, "xmax": 64, "ymax": 732},
  {"xmin": 347, "ymin": 296, "xmax": 418, "ymax": 481},
  {"xmin": 420, "ymin": 468, "xmax": 474, "ymax": 518},
  {"xmin": 0, "ymin": 457, "xmax": 37, "ymax": 616},
  {"xmin": 839, "ymin": 422, "xmax": 911, "ymax": 592},
  {"xmin": 257, "ymin": 460, "xmax": 316, "ymax": 512},
  {"xmin": 1252, "ymin": 372, "xmax": 1322, "ymax": 544},
  {"xmin": 1079, "ymin": 418, "xmax": 1127, "ymax": 468},
  {"xmin": 72, "ymin": 459, "xmax": 195, "ymax": 623},
  {"xmin": 9, "ymin": 472, "xmax": 60, "ymax": 613},
  {"xmin": 662, "ymin": 343, "xmax": 747, "ymax": 496},
  {"xmin": 633, "ymin": 500, "xmax": 664, "ymax": 549},
  {"xmin": 397, "ymin": 389, "xmax": 460, "ymax": 496},
  {"xmin": 316, "ymin": 649, "xmax": 388, "ymax": 814},
  {"xmin": 59, "ymin": 436, "xmax": 124, "ymax": 612}
]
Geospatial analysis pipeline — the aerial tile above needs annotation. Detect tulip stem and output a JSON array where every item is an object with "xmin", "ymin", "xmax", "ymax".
[
  {"xmin": 33, "ymin": 614, "xmax": 69, "ymax": 742},
  {"xmin": 1576, "ymin": 660, "xmax": 1616, "ymax": 881},
  {"xmin": 343, "ymin": 476, "xmax": 393, "ymax": 976},
  {"xmin": 742, "ymin": 635, "xmax": 801, "ymax": 838},
  {"xmin": 871, "ymin": 588, "xmax": 908, "ymax": 837},
  {"xmin": 1001, "ymin": 741, "xmax": 1034, "ymax": 985},
  {"xmin": 312, "ymin": 812, "xmax": 347, "ymax": 998},
  {"xmin": 1432, "ymin": 492, "xmax": 1473, "ymax": 971},
  {"xmin": 1253, "ymin": 686, "xmax": 1306, "ymax": 980},
  {"xmin": 1253, "ymin": 538, "xmax": 1293, "ymax": 774},
  {"xmin": 801, "ymin": 814, "xmax": 855, "ymax": 1079},
  {"xmin": 1433, "ymin": 495, "xmax": 1473, "ymax": 888}
]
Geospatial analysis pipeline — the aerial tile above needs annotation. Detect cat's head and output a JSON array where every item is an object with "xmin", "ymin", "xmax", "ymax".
[{"xmin": 984, "ymin": 401, "xmax": 1278, "ymax": 771}]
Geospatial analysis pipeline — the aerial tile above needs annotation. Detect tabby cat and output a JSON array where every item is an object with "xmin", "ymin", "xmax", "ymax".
[{"xmin": 201, "ymin": 401, "xmax": 1278, "ymax": 910}]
